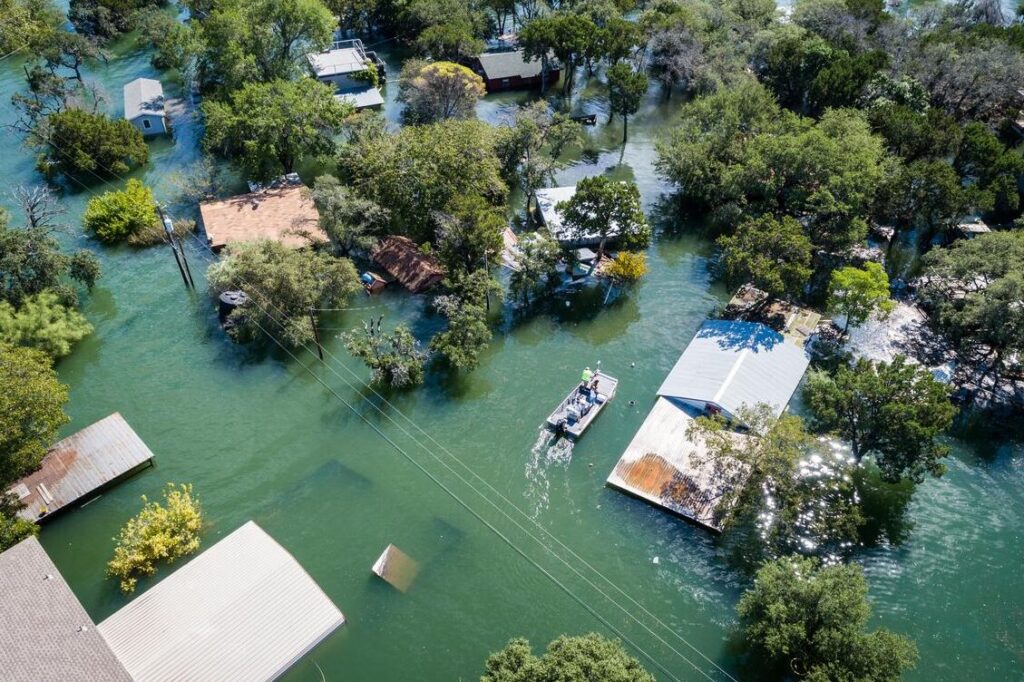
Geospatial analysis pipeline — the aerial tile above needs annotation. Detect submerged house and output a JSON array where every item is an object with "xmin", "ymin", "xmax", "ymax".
[
  {"xmin": 0, "ymin": 521, "xmax": 344, "ymax": 682},
  {"xmin": 534, "ymin": 184, "xmax": 626, "ymax": 248},
  {"xmin": 474, "ymin": 49, "xmax": 559, "ymax": 92},
  {"xmin": 199, "ymin": 178, "xmax": 327, "ymax": 252},
  {"xmin": 308, "ymin": 38, "xmax": 386, "ymax": 109},
  {"xmin": 123, "ymin": 78, "xmax": 168, "ymax": 136},
  {"xmin": 371, "ymin": 236, "xmax": 445, "ymax": 293}
]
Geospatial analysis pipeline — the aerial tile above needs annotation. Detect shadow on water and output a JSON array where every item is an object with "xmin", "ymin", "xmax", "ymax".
[{"xmin": 854, "ymin": 467, "xmax": 916, "ymax": 549}]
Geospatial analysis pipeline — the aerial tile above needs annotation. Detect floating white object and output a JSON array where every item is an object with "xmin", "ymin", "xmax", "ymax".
[
  {"xmin": 652, "ymin": 556, "xmax": 660, "ymax": 565},
  {"xmin": 372, "ymin": 544, "xmax": 419, "ymax": 593}
]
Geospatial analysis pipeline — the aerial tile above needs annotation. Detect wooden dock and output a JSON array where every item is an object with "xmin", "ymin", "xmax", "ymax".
[{"xmin": 7, "ymin": 413, "xmax": 155, "ymax": 521}]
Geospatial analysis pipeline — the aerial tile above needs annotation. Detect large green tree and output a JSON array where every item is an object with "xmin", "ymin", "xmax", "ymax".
[
  {"xmin": 558, "ymin": 176, "xmax": 649, "ymax": 260},
  {"xmin": 519, "ymin": 13, "xmax": 597, "ymax": 95},
  {"xmin": 738, "ymin": 556, "xmax": 918, "ymax": 681},
  {"xmin": 606, "ymin": 63, "xmax": 648, "ymax": 143},
  {"xmin": 827, "ymin": 262, "xmax": 893, "ymax": 333},
  {"xmin": 482, "ymin": 633, "xmax": 654, "ymax": 682},
  {"xmin": 398, "ymin": 60, "xmax": 486, "ymax": 125},
  {"xmin": 310, "ymin": 175, "xmax": 388, "ymax": 256},
  {"xmin": 203, "ymin": 78, "xmax": 351, "ymax": 181},
  {"xmin": 804, "ymin": 357, "xmax": 956, "ymax": 483},
  {"xmin": 717, "ymin": 214, "xmax": 813, "ymax": 301},
  {"xmin": 37, "ymin": 109, "xmax": 148, "ymax": 182},
  {"xmin": 0, "ymin": 292, "xmax": 93, "ymax": 358}
]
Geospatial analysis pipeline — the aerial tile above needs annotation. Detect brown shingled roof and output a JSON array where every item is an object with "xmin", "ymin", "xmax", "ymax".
[
  {"xmin": 199, "ymin": 184, "xmax": 327, "ymax": 251},
  {"xmin": 371, "ymin": 236, "xmax": 445, "ymax": 294}
]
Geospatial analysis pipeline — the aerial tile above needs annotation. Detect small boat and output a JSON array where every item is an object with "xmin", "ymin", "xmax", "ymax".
[{"xmin": 545, "ymin": 371, "xmax": 619, "ymax": 440}]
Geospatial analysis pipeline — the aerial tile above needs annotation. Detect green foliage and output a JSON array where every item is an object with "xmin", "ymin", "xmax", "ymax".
[
  {"xmin": 508, "ymin": 233, "xmax": 562, "ymax": 305},
  {"xmin": 0, "ymin": 0, "xmax": 64, "ymax": 54},
  {"xmin": 954, "ymin": 123, "xmax": 1024, "ymax": 221},
  {"xmin": 37, "ymin": 109, "xmax": 148, "ymax": 182},
  {"xmin": 558, "ymin": 176, "xmax": 649, "ymax": 258},
  {"xmin": 804, "ymin": 357, "xmax": 956, "ymax": 483},
  {"xmin": 875, "ymin": 159, "xmax": 988, "ymax": 236},
  {"xmin": 206, "ymin": 240, "xmax": 360, "ymax": 348},
  {"xmin": 433, "ymin": 194, "xmax": 505, "ymax": 278},
  {"xmin": 495, "ymin": 102, "xmax": 582, "ymax": 212},
  {"xmin": 0, "ymin": 343, "xmax": 69, "ymax": 486},
  {"xmin": 69, "ymin": 0, "xmax": 167, "ymax": 41},
  {"xmin": 738, "ymin": 556, "xmax": 918, "ymax": 681},
  {"xmin": 867, "ymin": 105, "xmax": 961, "ymax": 162},
  {"xmin": 107, "ymin": 483, "xmax": 204, "ymax": 593},
  {"xmin": 430, "ymin": 292, "xmax": 492, "ymax": 370},
  {"xmin": 759, "ymin": 31, "xmax": 834, "ymax": 113},
  {"xmin": 0, "ymin": 502, "xmax": 38, "ymax": 552},
  {"xmin": 415, "ymin": 19, "xmax": 485, "ymax": 60},
  {"xmin": 398, "ymin": 59, "xmax": 486, "ymax": 125},
  {"xmin": 343, "ymin": 321, "xmax": 427, "ymax": 387},
  {"xmin": 519, "ymin": 13, "xmax": 598, "ymax": 94},
  {"xmin": 604, "ymin": 251, "xmax": 647, "ymax": 283},
  {"xmin": 481, "ymin": 633, "xmax": 655, "ymax": 682},
  {"xmin": 311, "ymin": 175, "xmax": 388, "ymax": 256},
  {"xmin": 0, "ymin": 291, "xmax": 93, "ymax": 358},
  {"xmin": 827, "ymin": 263, "xmax": 893, "ymax": 332},
  {"xmin": 717, "ymin": 214, "xmax": 812, "ymax": 300},
  {"xmin": 82, "ymin": 179, "xmax": 158, "ymax": 244},
  {"xmin": 606, "ymin": 63, "xmax": 648, "ymax": 142},
  {"xmin": 203, "ymin": 79, "xmax": 351, "ymax": 181},
  {"xmin": 340, "ymin": 118, "xmax": 507, "ymax": 242},
  {"xmin": 0, "ymin": 209, "xmax": 100, "ymax": 308}
]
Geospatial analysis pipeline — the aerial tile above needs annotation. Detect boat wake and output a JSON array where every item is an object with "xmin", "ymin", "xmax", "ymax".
[{"xmin": 523, "ymin": 429, "xmax": 574, "ymax": 517}]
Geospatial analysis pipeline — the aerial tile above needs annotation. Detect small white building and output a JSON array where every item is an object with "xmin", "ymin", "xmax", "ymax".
[
  {"xmin": 123, "ymin": 78, "xmax": 168, "ymax": 136},
  {"xmin": 308, "ymin": 39, "xmax": 385, "ymax": 109}
]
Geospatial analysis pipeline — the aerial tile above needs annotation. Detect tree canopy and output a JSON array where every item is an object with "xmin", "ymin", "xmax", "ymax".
[
  {"xmin": 37, "ymin": 109, "xmax": 149, "ymax": 182},
  {"xmin": 717, "ymin": 214, "xmax": 813, "ymax": 300},
  {"xmin": 827, "ymin": 262, "xmax": 893, "ymax": 333},
  {"xmin": 481, "ymin": 633, "xmax": 655, "ymax": 682},
  {"xmin": 83, "ymin": 179, "xmax": 158, "ymax": 244},
  {"xmin": 398, "ymin": 59, "xmax": 486, "ymax": 124},
  {"xmin": 558, "ymin": 176, "xmax": 649, "ymax": 259}
]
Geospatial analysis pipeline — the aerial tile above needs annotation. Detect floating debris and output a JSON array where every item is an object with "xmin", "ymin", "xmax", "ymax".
[{"xmin": 371, "ymin": 544, "xmax": 419, "ymax": 593}]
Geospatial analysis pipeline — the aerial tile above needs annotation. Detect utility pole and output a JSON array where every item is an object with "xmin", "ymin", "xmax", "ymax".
[
  {"xmin": 158, "ymin": 205, "xmax": 194, "ymax": 289},
  {"xmin": 309, "ymin": 308, "xmax": 324, "ymax": 361}
]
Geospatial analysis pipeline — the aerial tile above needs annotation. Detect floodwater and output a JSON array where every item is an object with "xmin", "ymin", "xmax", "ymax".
[{"xmin": 0, "ymin": 26, "xmax": 1022, "ymax": 682}]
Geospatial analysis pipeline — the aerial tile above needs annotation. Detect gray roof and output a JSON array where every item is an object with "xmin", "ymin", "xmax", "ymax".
[
  {"xmin": 336, "ymin": 86, "xmax": 384, "ymax": 108},
  {"xmin": 478, "ymin": 49, "xmax": 544, "ymax": 80},
  {"xmin": 9, "ymin": 413, "xmax": 155, "ymax": 521},
  {"xmin": 98, "ymin": 521, "xmax": 345, "ymax": 682},
  {"xmin": 123, "ymin": 78, "xmax": 165, "ymax": 121},
  {"xmin": 0, "ymin": 537, "xmax": 132, "ymax": 682},
  {"xmin": 657, "ymin": 320, "xmax": 810, "ymax": 419},
  {"xmin": 308, "ymin": 47, "xmax": 368, "ymax": 76}
]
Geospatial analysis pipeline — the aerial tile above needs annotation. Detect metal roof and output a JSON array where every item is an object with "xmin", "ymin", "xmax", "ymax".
[
  {"xmin": 97, "ymin": 521, "xmax": 344, "ymax": 682},
  {"xmin": 123, "ymin": 78, "xmax": 165, "ymax": 121},
  {"xmin": 9, "ymin": 413, "xmax": 155, "ymax": 521},
  {"xmin": 308, "ymin": 47, "xmax": 368, "ymax": 76},
  {"xmin": 478, "ymin": 49, "xmax": 544, "ymax": 80},
  {"xmin": 0, "ymin": 537, "xmax": 132, "ymax": 682},
  {"xmin": 336, "ymin": 86, "xmax": 384, "ymax": 109},
  {"xmin": 535, "ymin": 184, "xmax": 625, "ymax": 244},
  {"xmin": 657, "ymin": 320, "xmax": 810, "ymax": 419}
]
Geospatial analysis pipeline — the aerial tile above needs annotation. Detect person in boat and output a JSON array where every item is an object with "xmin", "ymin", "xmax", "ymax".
[
  {"xmin": 581, "ymin": 366, "xmax": 593, "ymax": 383},
  {"xmin": 589, "ymin": 378, "xmax": 599, "ymax": 400}
]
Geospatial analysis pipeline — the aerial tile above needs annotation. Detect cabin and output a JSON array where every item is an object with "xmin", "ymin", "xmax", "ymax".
[
  {"xmin": 123, "ymin": 78, "xmax": 168, "ymax": 136},
  {"xmin": 474, "ymin": 49, "xmax": 560, "ymax": 92},
  {"xmin": 371, "ymin": 236, "xmax": 445, "ymax": 294},
  {"xmin": 308, "ymin": 38, "xmax": 386, "ymax": 109},
  {"xmin": 0, "ymin": 522, "xmax": 344, "ymax": 682},
  {"xmin": 7, "ymin": 413, "xmax": 155, "ymax": 522},
  {"xmin": 199, "ymin": 177, "xmax": 327, "ymax": 252},
  {"xmin": 656, "ymin": 320, "xmax": 811, "ymax": 424}
]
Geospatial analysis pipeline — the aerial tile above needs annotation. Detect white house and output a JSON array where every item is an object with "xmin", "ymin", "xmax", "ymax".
[
  {"xmin": 308, "ymin": 38, "xmax": 385, "ymax": 109},
  {"xmin": 123, "ymin": 78, "xmax": 168, "ymax": 136}
]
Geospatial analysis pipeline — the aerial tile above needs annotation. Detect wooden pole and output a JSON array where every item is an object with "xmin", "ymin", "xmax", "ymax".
[
  {"xmin": 175, "ymin": 235, "xmax": 196, "ymax": 289},
  {"xmin": 309, "ymin": 308, "xmax": 324, "ymax": 361},
  {"xmin": 157, "ymin": 205, "xmax": 192, "ymax": 289}
]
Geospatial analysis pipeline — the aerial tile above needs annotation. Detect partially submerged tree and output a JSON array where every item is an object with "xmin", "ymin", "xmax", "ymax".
[
  {"xmin": 310, "ymin": 175, "xmax": 388, "ymax": 256},
  {"xmin": 603, "ymin": 251, "xmax": 647, "ymax": 284},
  {"xmin": 738, "ymin": 556, "xmax": 918, "ymax": 681},
  {"xmin": 482, "ymin": 633, "xmax": 655, "ymax": 682},
  {"xmin": 398, "ymin": 59, "xmax": 486, "ymax": 124},
  {"xmin": 508, "ymin": 233, "xmax": 562, "ymax": 306},
  {"xmin": 558, "ymin": 176, "xmax": 649, "ymax": 260},
  {"xmin": 0, "ymin": 292, "xmax": 93, "ymax": 358},
  {"xmin": 717, "ymin": 215, "xmax": 813, "ymax": 302},
  {"xmin": 432, "ymin": 195, "xmax": 505, "ymax": 280},
  {"xmin": 606, "ymin": 63, "xmax": 648, "ymax": 143},
  {"xmin": 82, "ymin": 179, "xmax": 158, "ymax": 244},
  {"xmin": 36, "ymin": 109, "xmax": 148, "ymax": 182},
  {"xmin": 804, "ymin": 357, "xmax": 956, "ymax": 483},
  {"xmin": 827, "ymin": 262, "xmax": 894, "ymax": 333},
  {"xmin": 343, "ymin": 320, "xmax": 427, "ymax": 388}
]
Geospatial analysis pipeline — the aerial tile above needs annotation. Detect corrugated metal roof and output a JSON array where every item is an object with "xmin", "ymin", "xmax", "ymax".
[
  {"xmin": 123, "ymin": 78, "xmax": 165, "ymax": 121},
  {"xmin": 308, "ymin": 47, "xmax": 368, "ymax": 76},
  {"xmin": 606, "ymin": 397, "xmax": 748, "ymax": 532},
  {"xmin": 657, "ymin": 320, "xmax": 810, "ymax": 419},
  {"xmin": 0, "ymin": 537, "xmax": 132, "ymax": 682},
  {"xmin": 478, "ymin": 49, "xmax": 544, "ymax": 80},
  {"xmin": 9, "ymin": 413, "xmax": 155, "ymax": 521},
  {"xmin": 97, "ymin": 521, "xmax": 344, "ymax": 682},
  {"xmin": 336, "ymin": 86, "xmax": 384, "ymax": 108}
]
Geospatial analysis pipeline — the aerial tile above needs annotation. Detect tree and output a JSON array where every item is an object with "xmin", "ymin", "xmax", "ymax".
[
  {"xmin": 606, "ymin": 63, "xmax": 647, "ymax": 143},
  {"xmin": 36, "ymin": 109, "xmax": 148, "ymax": 182},
  {"xmin": 107, "ymin": 483, "xmax": 203, "ymax": 593},
  {"xmin": 866, "ymin": 105, "xmax": 961, "ymax": 162},
  {"xmin": 82, "ymin": 179, "xmax": 158, "ymax": 244},
  {"xmin": 604, "ymin": 251, "xmax": 647, "ymax": 284},
  {"xmin": 0, "ymin": 209, "xmax": 100, "ymax": 308},
  {"xmin": 203, "ymin": 79, "xmax": 351, "ymax": 181},
  {"xmin": 954, "ymin": 123, "xmax": 1024, "ymax": 221},
  {"xmin": 0, "ymin": 497, "xmax": 38, "ymax": 551},
  {"xmin": 0, "ymin": 0, "xmax": 64, "ymax": 54},
  {"xmin": 804, "ymin": 357, "xmax": 956, "ymax": 483},
  {"xmin": 759, "ymin": 32, "xmax": 834, "ymax": 114},
  {"xmin": 648, "ymin": 27, "xmax": 706, "ymax": 99},
  {"xmin": 430, "ymin": 288, "xmax": 492, "ymax": 370},
  {"xmin": 717, "ymin": 215, "xmax": 812, "ymax": 301},
  {"xmin": 912, "ymin": 41, "xmax": 1024, "ymax": 125},
  {"xmin": 519, "ymin": 13, "xmax": 597, "ymax": 95},
  {"xmin": 481, "ymin": 633, "xmax": 655, "ymax": 682},
  {"xmin": 738, "ymin": 556, "xmax": 918, "ymax": 681},
  {"xmin": 433, "ymin": 195, "xmax": 505, "ymax": 279},
  {"xmin": 398, "ymin": 60, "xmax": 486, "ymax": 124},
  {"xmin": 69, "ymin": 0, "xmax": 165, "ymax": 41},
  {"xmin": 0, "ymin": 292, "xmax": 93, "ymax": 358},
  {"xmin": 11, "ymin": 185, "xmax": 66, "ymax": 232},
  {"xmin": 343, "ymin": 321, "xmax": 427, "ymax": 387},
  {"xmin": 0, "ymin": 343, "xmax": 69, "ymax": 486},
  {"xmin": 310, "ymin": 175, "xmax": 388, "ymax": 256},
  {"xmin": 340, "ymin": 119, "xmax": 507, "ymax": 242},
  {"xmin": 509, "ymin": 233, "xmax": 562, "ymax": 305},
  {"xmin": 415, "ymin": 20, "xmax": 486, "ymax": 61},
  {"xmin": 875, "ymin": 159, "xmax": 987, "ymax": 237},
  {"xmin": 827, "ymin": 263, "xmax": 893, "ymax": 333},
  {"xmin": 206, "ymin": 240, "xmax": 360, "ymax": 348},
  {"xmin": 558, "ymin": 176, "xmax": 649, "ymax": 260}
]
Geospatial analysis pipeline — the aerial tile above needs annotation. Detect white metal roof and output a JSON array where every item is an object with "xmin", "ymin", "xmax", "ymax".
[
  {"xmin": 657, "ymin": 320, "xmax": 810, "ymax": 419},
  {"xmin": 123, "ymin": 78, "xmax": 165, "ymax": 121},
  {"xmin": 478, "ymin": 49, "xmax": 544, "ymax": 80},
  {"xmin": 97, "ymin": 521, "xmax": 344, "ymax": 682},
  {"xmin": 535, "ymin": 184, "xmax": 624, "ymax": 244},
  {"xmin": 308, "ymin": 47, "xmax": 368, "ymax": 76},
  {"xmin": 336, "ymin": 87, "xmax": 384, "ymax": 108}
]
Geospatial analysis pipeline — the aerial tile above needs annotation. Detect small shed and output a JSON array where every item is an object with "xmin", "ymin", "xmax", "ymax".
[
  {"xmin": 371, "ymin": 236, "xmax": 445, "ymax": 293},
  {"xmin": 475, "ymin": 49, "xmax": 560, "ymax": 92},
  {"xmin": 123, "ymin": 78, "xmax": 167, "ymax": 136},
  {"xmin": 0, "ymin": 537, "xmax": 132, "ymax": 682},
  {"xmin": 8, "ymin": 413, "xmax": 155, "ymax": 521},
  {"xmin": 97, "ymin": 521, "xmax": 345, "ymax": 682},
  {"xmin": 199, "ymin": 182, "xmax": 327, "ymax": 252},
  {"xmin": 955, "ymin": 217, "xmax": 991, "ymax": 239},
  {"xmin": 657, "ymin": 320, "xmax": 811, "ymax": 423}
]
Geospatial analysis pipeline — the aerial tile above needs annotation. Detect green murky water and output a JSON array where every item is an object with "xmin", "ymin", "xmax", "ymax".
[{"xmin": 1, "ymin": 28, "xmax": 1022, "ymax": 682}]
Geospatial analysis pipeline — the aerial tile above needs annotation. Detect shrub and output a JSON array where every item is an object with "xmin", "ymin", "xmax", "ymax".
[
  {"xmin": 604, "ymin": 251, "xmax": 647, "ymax": 283},
  {"xmin": 83, "ymin": 179, "xmax": 158, "ymax": 243},
  {"xmin": 107, "ymin": 483, "xmax": 204, "ymax": 593},
  {"xmin": 38, "ymin": 109, "xmax": 148, "ymax": 181},
  {"xmin": 0, "ymin": 291, "xmax": 93, "ymax": 358}
]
